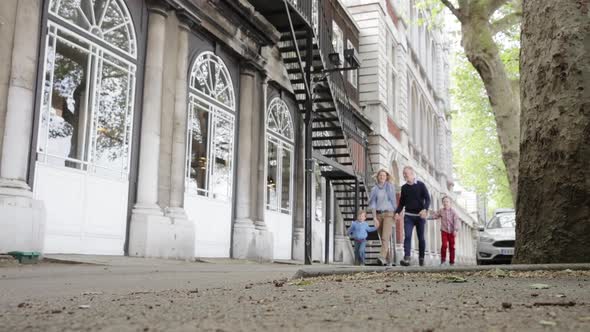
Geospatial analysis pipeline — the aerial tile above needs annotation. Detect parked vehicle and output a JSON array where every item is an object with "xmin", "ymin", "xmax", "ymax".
[{"xmin": 477, "ymin": 210, "xmax": 516, "ymax": 265}]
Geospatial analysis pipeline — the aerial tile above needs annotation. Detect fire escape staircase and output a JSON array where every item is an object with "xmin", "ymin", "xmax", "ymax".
[{"xmin": 248, "ymin": 0, "xmax": 389, "ymax": 265}]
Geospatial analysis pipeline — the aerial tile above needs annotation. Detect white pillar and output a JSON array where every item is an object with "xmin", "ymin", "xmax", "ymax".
[
  {"xmin": 232, "ymin": 65, "xmax": 257, "ymax": 259},
  {"xmin": 292, "ymin": 121, "xmax": 306, "ymax": 261},
  {"xmin": 134, "ymin": 5, "xmax": 167, "ymax": 213},
  {"xmin": 0, "ymin": 0, "xmax": 41, "ymax": 194},
  {"xmin": 0, "ymin": 0, "xmax": 46, "ymax": 254},
  {"xmin": 253, "ymin": 76, "xmax": 268, "ymax": 230},
  {"xmin": 168, "ymin": 16, "xmax": 190, "ymax": 216}
]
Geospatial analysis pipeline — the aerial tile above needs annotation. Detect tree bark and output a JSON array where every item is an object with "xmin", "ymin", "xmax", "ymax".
[{"xmin": 513, "ymin": 0, "xmax": 590, "ymax": 263}]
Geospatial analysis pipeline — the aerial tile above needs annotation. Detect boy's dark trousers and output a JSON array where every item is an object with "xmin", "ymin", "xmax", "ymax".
[
  {"xmin": 353, "ymin": 239, "xmax": 367, "ymax": 265},
  {"xmin": 403, "ymin": 215, "xmax": 426, "ymax": 259}
]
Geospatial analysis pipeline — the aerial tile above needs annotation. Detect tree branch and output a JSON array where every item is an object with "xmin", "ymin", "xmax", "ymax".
[
  {"xmin": 440, "ymin": 0, "xmax": 463, "ymax": 21},
  {"xmin": 490, "ymin": 11, "xmax": 522, "ymax": 34},
  {"xmin": 488, "ymin": 0, "xmax": 510, "ymax": 16}
]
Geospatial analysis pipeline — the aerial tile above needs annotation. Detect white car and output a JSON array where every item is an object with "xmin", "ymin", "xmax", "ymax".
[{"xmin": 477, "ymin": 211, "xmax": 516, "ymax": 265}]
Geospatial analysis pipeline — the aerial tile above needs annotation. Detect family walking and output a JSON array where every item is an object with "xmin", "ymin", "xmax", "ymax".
[{"xmin": 349, "ymin": 166, "xmax": 460, "ymax": 266}]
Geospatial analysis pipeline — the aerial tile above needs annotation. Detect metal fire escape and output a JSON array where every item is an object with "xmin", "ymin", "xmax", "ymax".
[{"xmin": 247, "ymin": 0, "xmax": 381, "ymax": 265}]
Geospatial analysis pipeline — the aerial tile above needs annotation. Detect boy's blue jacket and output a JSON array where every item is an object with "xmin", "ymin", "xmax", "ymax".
[{"xmin": 347, "ymin": 221, "xmax": 377, "ymax": 241}]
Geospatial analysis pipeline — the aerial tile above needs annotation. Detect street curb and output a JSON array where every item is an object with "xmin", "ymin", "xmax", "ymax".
[
  {"xmin": 42, "ymin": 257, "xmax": 104, "ymax": 266},
  {"xmin": 292, "ymin": 263, "xmax": 590, "ymax": 279}
]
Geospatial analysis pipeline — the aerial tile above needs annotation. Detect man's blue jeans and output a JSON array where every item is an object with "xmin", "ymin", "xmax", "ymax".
[
  {"xmin": 404, "ymin": 215, "xmax": 426, "ymax": 259},
  {"xmin": 353, "ymin": 240, "xmax": 367, "ymax": 264}
]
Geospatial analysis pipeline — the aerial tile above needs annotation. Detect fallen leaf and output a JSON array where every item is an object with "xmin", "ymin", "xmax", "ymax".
[
  {"xmin": 297, "ymin": 288, "xmax": 305, "ymax": 292},
  {"xmin": 529, "ymin": 284, "xmax": 550, "ymax": 289},
  {"xmin": 502, "ymin": 302, "xmax": 512, "ymax": 309},
  {"xmin": 577, "ymin": 316, "xmax": 590, "ymax": 322},
  {"xmin": 78, "ymin": 305, "xmax": 91, "ymax": 309},
  {"xmin": 273, "ymin": 280, "xmax": 285, "ymax": 287},
  {"xmin": 555, "ymin": 294, "xmax": 566, "ymax": 298},
  {"xmin": 446, "ymin": 276, "xmax": 467, "ymax": 283},
  {"xmin": 539, "ymin": 320, "xmax": 557, "ymax": 327}
]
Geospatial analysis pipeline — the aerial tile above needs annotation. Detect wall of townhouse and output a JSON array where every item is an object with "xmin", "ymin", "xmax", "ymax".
[{"xmin": 344, "ymin": 0, "xmax": 477, "ymax": 264}]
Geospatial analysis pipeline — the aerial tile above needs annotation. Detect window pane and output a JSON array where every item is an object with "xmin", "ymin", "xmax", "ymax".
[
  {"xmin": 211, "ymin": 113, "xmax": 234, "ymax": 199},
  {"xmin": 266, "ymin": 139, "xmax": 278, "ymax": 210},
  {"xmin": 92, "ymin": 56, "xmax": 132, "ymax": 176},
  {"xmin": 280, "ymin": 148, "xmax": 292, "ymax": 213},
  {"xmin": 43, "ymin": 34, "xmax": 92, "ymax": 169},
  {"xmin": 187, "ymin": 99, "xmax": 210, "ymax": 196}
]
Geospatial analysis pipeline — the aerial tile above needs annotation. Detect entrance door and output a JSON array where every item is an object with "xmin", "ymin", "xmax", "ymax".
[
  {"xmin": 184, "ymin": 52, "xmax": 236, "ymax": 258},
  {"xmin": 34, "ymin": 0, "xmax": 138, "ymax": 254}
]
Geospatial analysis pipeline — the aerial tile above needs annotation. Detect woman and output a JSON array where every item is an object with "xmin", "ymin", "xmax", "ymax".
[{"xmin": 368, "ymin": 169, "xmax": 397, "ymax": 266}]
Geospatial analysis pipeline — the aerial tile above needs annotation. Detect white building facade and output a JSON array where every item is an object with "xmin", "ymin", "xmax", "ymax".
[{"xmin": 343, "ymin": 0, "xmax": 477, "ymax": 265}]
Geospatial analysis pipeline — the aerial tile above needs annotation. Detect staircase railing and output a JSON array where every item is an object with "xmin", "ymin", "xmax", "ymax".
[{"xmin": 314, "ymin": 3, "xmax": 373, "ymax": 187}]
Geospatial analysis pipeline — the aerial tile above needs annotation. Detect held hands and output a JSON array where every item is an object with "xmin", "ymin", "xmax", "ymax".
[
  {"xmin": 419, "ymin": 209, "xmax": 428, "ymax": 219},
  {"xmin": 394, "ymin": 213, "xmax": 401, "ymax": 222}
]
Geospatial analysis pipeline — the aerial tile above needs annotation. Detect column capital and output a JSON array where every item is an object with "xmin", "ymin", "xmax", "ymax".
[
  {"xmin": 240, "ymin": 61, "xmax": 258, "ymax": 77},
  {"xmin": 176, "ymin": 9, "xmax": 201, "ymax": 31},
  {"xmin": 146, "ymin": 0, "xmax": 170, "ymax": 17}
]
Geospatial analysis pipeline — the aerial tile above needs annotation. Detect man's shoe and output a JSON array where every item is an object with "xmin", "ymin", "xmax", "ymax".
[
  {"xmin": 377, "ymin": 257, "xmax": 387, "ymax": 266},
  {"xmin": 419, "ymin": 258, "xmax": 425, "ymax": 266},
  {"xmin": 440, "ymin": 261, "xmax": 447, "ymax": 266},
  {"xmin": 400, "ymin": 256, "xmax": 410, "ymax": 266}
]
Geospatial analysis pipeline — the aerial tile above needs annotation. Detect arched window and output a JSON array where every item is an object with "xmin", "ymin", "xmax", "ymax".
[
  {"xmin": 186, "ymin": 51, "xmax": 236, "ymax": 200},
  {"xmin": 410, "ymin": 84, "xmax": 418, "ymax": 145},
  {"xmin": 37, "ymin": 0, "xmax": 138, "ymax": 178},
  {"xmin": 266, "ymin": 98, "xmax": 295, "ymax": 214}
]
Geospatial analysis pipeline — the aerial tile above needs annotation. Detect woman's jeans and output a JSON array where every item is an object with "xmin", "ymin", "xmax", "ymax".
[
  {"xmin": 404, "ymin": 215, "xmax": 426, "ymax": 259},
  {"xmin": 353, "ymin": 240, "xmax": 367, "ymax": 264}
]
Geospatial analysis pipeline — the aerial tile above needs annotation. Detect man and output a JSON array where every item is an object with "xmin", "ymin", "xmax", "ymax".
[{"xmin": 395, "ymin": 166, "xmax": 431, "ymax": 266}]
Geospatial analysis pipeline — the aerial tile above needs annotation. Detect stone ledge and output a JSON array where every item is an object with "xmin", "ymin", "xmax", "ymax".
[{"xmin": 292, "ymin": 263, "xmax": 590, "ymax": 279}]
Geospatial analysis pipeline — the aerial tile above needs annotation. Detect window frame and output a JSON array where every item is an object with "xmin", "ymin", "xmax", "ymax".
[
  {"xmin": 185, "ymin": 51, "xmax": 236, "ymax": 201},
  {"xmin": 36, "ymin": 1, "xmax": 138, "ymax": 181},
  {"xmin": 265, "ymin": 98, "xmax": 295, "ymax": 215}
]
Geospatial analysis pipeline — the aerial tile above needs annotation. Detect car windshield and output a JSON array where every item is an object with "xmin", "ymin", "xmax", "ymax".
[{"xmin": 487, "ymin": 214, "xmax": 516, "ymax": 229}]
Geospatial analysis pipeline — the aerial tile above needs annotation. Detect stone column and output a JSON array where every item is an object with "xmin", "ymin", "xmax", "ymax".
[
  {"xmin": 133, "ymin": 5, "xmax": 167, "ymax": 213},
  {"xmin": 0, "ymin": 0, "xmax": 46, "ymax": 254},
  {"xmin": 129, "ymin": 3, "xmax": 171, "ymax": 258},
  {"xmin": 251, "ymin": 72, "xmax": 272, "ymax": 261},
  {"xmin": 292, "ymin": 121, "xmax": 305, "ymax": 261},
  {"xmin": 0, "ymin": 0, "xmax": 41, "ymax": 195},
  {"xmin": 231, "ymin": 64, "xmax": 257, "ymax": 259},
  {"xmin": 253, "ymin": 75, "xmax": 268, "ymax": 230},
  {"xmin": 168, "ymin": 14, "xmax": 191, "ymax": 217}
]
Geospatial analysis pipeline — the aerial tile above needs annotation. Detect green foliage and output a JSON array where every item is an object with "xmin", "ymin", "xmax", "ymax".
[{"xmin": 451, "ymin": 51, "xmax": 515, "ymax": 211}]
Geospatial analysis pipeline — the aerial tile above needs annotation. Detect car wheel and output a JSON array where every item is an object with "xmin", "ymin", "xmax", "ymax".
[{"xmin": 477, "ymin": 260, "xmax": 486, "ymax": 265}]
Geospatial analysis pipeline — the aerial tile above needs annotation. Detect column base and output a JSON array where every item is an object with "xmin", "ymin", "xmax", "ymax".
[
  {"xmin": 250, "ymin": 228, "xmax": 273, "ymax": 262},
  {"xmin": 129, "ymin": 209, "xmax": 195, "ymax": 260},
  {"xmin": 292, "ymin": 227, "xmax": 304, "ymax": 261},
  {"xmin": 232, "ymin": 218, "xmax": 256, "ymax": 259},
  {"xmin": 0, "ymin": 178, "xmax": 32, "ymax": 198},
  {"xmin": 334, "ymin": 235, "xmax": 354, "ymax": 264},
  {"xmin": 0, "ymin": 184, "xmax": 46, "ymax": 253},
  {"xmin": 232, "ymin": 219, "xmax": 274, "ymax": 261}
]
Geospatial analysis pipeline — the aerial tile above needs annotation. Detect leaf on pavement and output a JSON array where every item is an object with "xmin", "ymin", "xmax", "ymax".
[
  {"xmin": 446, "ymin": 276, "xmax": 467, "ymax": 283},
  {"xmin": 529, "ymin": 283, "xmax": 550, "ymax": 289},
  {"xmin": 538, "ymin": 320, "xmax": 557, "ymax": 327}
]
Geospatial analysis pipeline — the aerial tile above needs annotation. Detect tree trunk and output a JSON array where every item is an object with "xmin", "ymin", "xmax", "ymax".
[
  {"xmin": 513, "ymin": 0, "xmax": 590, "ymax": 263},
  {"xmin": 460, "ymin": 14, "xmax": 520, "ymax": 203}
]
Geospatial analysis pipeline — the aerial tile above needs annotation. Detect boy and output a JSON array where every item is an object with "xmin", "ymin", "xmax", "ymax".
[
  {"xmin": 347, "ymin": 210, "xmax": 380, "ymax": 266},
  {"xmin": 429, "ymin": 196, "xmax": 460, "ymax": 266}
]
